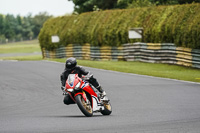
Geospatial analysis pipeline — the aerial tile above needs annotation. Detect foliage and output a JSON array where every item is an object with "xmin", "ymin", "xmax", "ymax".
[
  {"xmin": 128, "ymin": 0, "xmax": 155, "ymax": 8},
  {"xmin": 39, "ymin": 3, "xmax": 200, "ymax": 50},
  {"xmin": 68, "ymin": 0, "xmax": 118, "ymax": 14},
  {"xmin": 0, "ymin": 12, "xmax": 52, "ymax": 43},
  {"xmin": 177, "ymin": 0, "xmax": 200, "ymax": 4},
  {"xmin": 32, "ymin": 12, "xmax": 52, "ymax": 38},
  {"xmin": 69, "ymin": 0, "xmax": 200, "ymax": 14},
  {"xmin": 120, "ymin": 0, "xmax": 200, "ymax": 7}
]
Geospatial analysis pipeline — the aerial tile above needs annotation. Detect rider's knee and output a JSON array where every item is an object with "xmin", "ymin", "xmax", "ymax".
[{"xmin": 63, "ymin": 94, "xmax": 75, "ymax": 105}]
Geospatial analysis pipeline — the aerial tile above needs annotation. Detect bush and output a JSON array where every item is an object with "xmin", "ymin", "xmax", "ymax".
[{"xmin": 39, "ymin": 3, "xmax": 200, "ymax": 50}]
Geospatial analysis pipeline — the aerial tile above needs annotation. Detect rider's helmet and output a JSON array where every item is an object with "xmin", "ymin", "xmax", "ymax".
[{"xmin": 65, "ymin": 57, "xmax": 77, "ymax": 70}]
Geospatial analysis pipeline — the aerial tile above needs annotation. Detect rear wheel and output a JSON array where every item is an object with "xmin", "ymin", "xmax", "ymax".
[
  {"xmin": 75, "ymin": 94, "xmax": 93, "ymax": 117},
  {"xmin": 101, "ymin": 102, "xmax": 112, "ymax": 115}
]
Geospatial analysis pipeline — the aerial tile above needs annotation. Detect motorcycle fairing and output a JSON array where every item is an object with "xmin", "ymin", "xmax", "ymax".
[
  {"xmin": 81, "ymin": 81, "xmax": 89, "ymax": 89},
  {"xmin": 92, "ymin": 95, "xmax": 104, "ymax": 112},
  {"xmin": 81, "ymin": 83, "xmax": 103, "ymax": 111}
]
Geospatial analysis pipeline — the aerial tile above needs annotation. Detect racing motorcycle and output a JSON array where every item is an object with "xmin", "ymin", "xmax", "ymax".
[{"xmin": 64, "ymin": 74, "xmax": 112, "ymax": 117}]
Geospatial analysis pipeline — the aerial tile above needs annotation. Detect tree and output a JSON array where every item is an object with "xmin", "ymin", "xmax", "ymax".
[
  {"xmin": 69, "ymin": 0, "xmax": 200, "ymax": 13},
  {"xmin": 117, "ymin": 0, "xmax": 133, "ymax": 8},
  {"xmin": 68, "ymin": 0, "xmax": 118, "ymax": 14},
  {"xmin": 0, "ymin": 14, "xmax": 5, "ymax": 35},
  {"xmin": 15, "ymin": 15, "xmax": 23, "ymax": 41},
  {"xmin": 116, "ymin": 0, "xmax": 200, "ymax": 9},
  {"xmin": 128, "ymin": 0, "xmax": 155, "ymax": 8},
  {"xmin": 4, "ymin": 14, "xmax": 17, "ymax": 40},
  {"xmin": 117, "ymin": 0, "xmax": 178, "ymax": 8},
  {"xmin": 32, "ymin": 12, "xmax": 52, "ymax": 38},
  {"xmin": 0, "ymin": 14, "xmax": 6, "ymax": 43},
  {"xmin": 147, "ymin": 0, "xmax": 200, "ymax": 5},
  {"xmin": 177, "ymin": 0, "xmax": 200, "ymax": 4},
  {"xmin": 0, "ymin": 12, "xmax": 52, "ymax": 43},
  {"xmin": 95, "ymin": 0, "xmax": 118, "ymax": 10},
  {"xmin": 21, "ymin": 14, "xmax": 34, "ymax": 40}
]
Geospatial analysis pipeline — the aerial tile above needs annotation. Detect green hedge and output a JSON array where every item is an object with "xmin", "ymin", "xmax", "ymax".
[{"xmin": 39, "ymin": 3, "xmax": 200, "ymax": 50}]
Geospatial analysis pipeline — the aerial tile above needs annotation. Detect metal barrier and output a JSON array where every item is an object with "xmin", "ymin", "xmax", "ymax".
[
  {"xmin": 42, "ymin": 44, "xmax": 124, "ymax": 61},
  {"xmin": 42, "ymin": 43, "xmax": 200, "ymax": 69},
  {"xmin": 124, "ymin": 43, "xmax": 200, "ymax": 69}
]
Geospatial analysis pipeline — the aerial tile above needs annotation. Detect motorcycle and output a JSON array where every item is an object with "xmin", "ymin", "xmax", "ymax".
[{"xmin": 64, "ymin": 74, "xmax": 112, "ymax": 117}]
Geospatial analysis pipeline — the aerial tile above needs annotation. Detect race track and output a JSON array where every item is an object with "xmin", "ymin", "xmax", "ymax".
[{"xmin": 0, "ymin": 60, "xmax": 200, "ymax": 133}]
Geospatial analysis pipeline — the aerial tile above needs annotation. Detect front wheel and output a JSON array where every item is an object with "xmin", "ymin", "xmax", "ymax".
[
  {"xmin": 75, "ymin": 94, "xmax": 93, "ymax": 117},
  {"xmin": 101, "ymin": 102, "xmax": 112, "ymax": 115}
]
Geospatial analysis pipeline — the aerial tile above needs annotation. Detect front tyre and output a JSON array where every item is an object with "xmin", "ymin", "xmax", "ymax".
[
  {"xmin": 101, "ymin": 102, "xmax": 112, "ymax": 115},
  {"xmin": 75, "ymin": 94, "xmax": 93, "ymax": 117}
]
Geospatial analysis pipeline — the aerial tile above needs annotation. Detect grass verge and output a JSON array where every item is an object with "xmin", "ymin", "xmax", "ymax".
[
  {"xmin": 0, "ymin": 40, "xmax": 41, "ymax": 54},
  {"xmin": 51, "ymin": 58, "xmax": 200, "ymax": 83},
  {"xmin": 0, "ymin": 55, "xmax": 42, "ymax": 61}
]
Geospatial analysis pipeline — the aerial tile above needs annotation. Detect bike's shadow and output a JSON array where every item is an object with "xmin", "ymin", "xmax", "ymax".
[{"xmin": 41, "ymin": 114, "xmax": 103, "ymax": 118}]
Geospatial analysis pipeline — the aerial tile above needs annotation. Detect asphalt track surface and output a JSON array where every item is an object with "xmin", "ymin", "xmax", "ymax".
[{"xmin": 0, "ymin": 60, "xmax": 200, "ymax": 133}]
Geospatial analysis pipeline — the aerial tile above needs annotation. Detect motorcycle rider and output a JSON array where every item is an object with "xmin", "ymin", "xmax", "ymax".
[{"xmin": 60, "ymin": 57, "xmax": 106, "ymax": 105}]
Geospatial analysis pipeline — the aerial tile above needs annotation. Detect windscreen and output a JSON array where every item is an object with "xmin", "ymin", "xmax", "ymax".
[{"xmin": 67, "ymin": 74, "xmax": 75, "ymax": 87}]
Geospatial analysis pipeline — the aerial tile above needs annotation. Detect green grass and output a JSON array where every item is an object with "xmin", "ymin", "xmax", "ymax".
[
  {"xmin": 51, "ymin": 58, "xmax": 200, "ymax": 83},
  {"xmin": 0, "ymin": 55, "xmax": 42, "ymax": 60},
  {"xmin": 0, "ymin": 40, "xmax": 42, "ymax": 60},
  {"xmin": 0, "ymin": 40, "xmax": 41, "ymax": 54}
]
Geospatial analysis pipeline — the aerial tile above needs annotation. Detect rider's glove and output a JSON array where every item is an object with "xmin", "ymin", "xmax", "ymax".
[
  {"xmin": 61, "ymin": 86, "xmax": 68, "ymax": 95},
  {"xmin": 61, "ymin": 86, "xmax": 66, "ymax": 93},
  {"xmin": 61, "ymin": 86, "xmax": 65, "ymax": 91}
]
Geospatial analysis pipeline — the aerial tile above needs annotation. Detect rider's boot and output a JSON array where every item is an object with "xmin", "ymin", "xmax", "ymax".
[{"xmin": 96, "ymin": 86, "xmax": 106, "ymax": 98}]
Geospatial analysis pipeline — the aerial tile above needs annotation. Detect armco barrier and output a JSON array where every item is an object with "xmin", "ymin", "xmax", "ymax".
[
  {"xmin": 42, "ymin": 44, "xmax": 124, "ymax": 61},
  {"xmin": 123, "ymin": 43, "xmax": 200, "ymax": 69},
  {"xmin": 42, "ymin": 43, "xmax": 200, "ymax": 69}
]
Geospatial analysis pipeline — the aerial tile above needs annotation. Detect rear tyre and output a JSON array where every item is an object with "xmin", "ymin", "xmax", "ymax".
[
  {"xmin": 75, "ymin": 94, "xmax": 93, "ymax": 117},
  {"xmin": 101, "ymin": 102, "xmax": 112, "ymax": 115}
]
